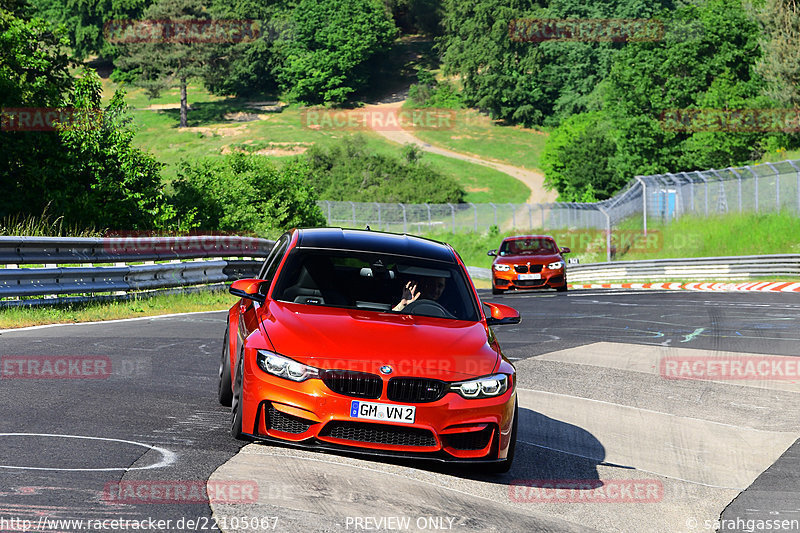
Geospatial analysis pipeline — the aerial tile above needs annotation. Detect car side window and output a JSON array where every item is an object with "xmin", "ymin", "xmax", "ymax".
[{"xmin": 258, "ymin": 234, "xmax": 290, "ymax": 281}]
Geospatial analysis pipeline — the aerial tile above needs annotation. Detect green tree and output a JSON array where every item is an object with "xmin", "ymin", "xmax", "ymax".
[
  {"xmin": 274, "ymin": 0, "xmax": 398, "ymax": 104},
  {"xmin": 754, "ymin": 0, "xmax": 800, "ymax": 107},
  {"xmin": 171, "ymin": 154, "xmax": 326, "ymax": 237},
  {"xmin": 114, "ymin": 0, "xmax": 215, "ymax": 127},
  {"xmin": 383, "ymin": 0, "xmax": 441, "ymax": 35}
]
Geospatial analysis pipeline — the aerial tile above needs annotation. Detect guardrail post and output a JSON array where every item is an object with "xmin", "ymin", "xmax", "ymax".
[
  {"xmin": 634, "ymin": 176, "xmax": 647, "ymax": 235},
  {"xmin": 747, "ymin": 165, "xmax": 759, "ymax": 212},
  {"xmin": 787, "ymin": 160, "xmax": 800, "ymax": 214},
  {"xmin": 765, "ymin": 162, "xmax": 780, "ymax": 211}
]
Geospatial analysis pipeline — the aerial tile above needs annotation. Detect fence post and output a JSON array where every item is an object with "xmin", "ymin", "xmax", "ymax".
[
  {"xmin": 597, "ymin": 205, "xmax": 612, "ymax": 262},
  {"xmin": 326, "ymin": 200, "xmax": 332, "ymax": 224},
  {"xmin": 528, "ymin": 203, "xmax": 533, "ymax": 229},
  {"xmin": 765, "ymin": 162, "xmax": 780, "ymax": 211},
  {"xmin": 376, "ymin": 202, "xmax": 381, "ymax": 230},
  {"xmin": 349, "ymin": 201, "xmax": 356, "ymax": 227},
  {"xmin": 747, "ymin": 166, "xmax": 759, "ymax": 212},
  {"xmin": 709, "ymin": 169, "xmax": 726, "ymax": 213},
  {"xmin": 489, "ymin": 202, "xmax": 497, "ymax": 228},
  {"xmin": 398, "ymin": 203, "xmax": 407, "ymax": 233},
  {"xmin": 680, "ymin": 172, "xmax": 695, "ymax": 214},
  {"xmin": 541, "ymin": 204, "xmax": 546, "ymax": 228},
  {"xmin": 468, "ymin": 202, "xmax": 477, "ymax": 232},
  {"xmin": 728, "ymin": 167, "xmax": 742, "ymax": 212},
  {"xmin": 508, "ymin": 203, "xmax": 516, "ymax": 229},
  {"xmin": 634, "ymin": 176, "xmax": 647, "ymax": 235},
  {"xmin": 447, "ymin": 203, "xmax": 455, "ymax": 233},
  {"xmin": 693, "ymin": 171, "xmax": 708, "ymax": 216},
  {"xmin": 787, "ymin": 160, "xmax": 800, "ymax": 214},
  {"xmin": 425, "ymin": 203, "xmax": 432, "ymax": 229}
]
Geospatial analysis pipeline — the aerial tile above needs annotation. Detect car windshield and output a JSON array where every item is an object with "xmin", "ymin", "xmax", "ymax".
[
  {"xmin": 271, "ymin": 249, "xmax": 480, "ymax": 321},
  {"xmin": 499, "ymin": 238, "xmax": 558, "ymax": 255}
]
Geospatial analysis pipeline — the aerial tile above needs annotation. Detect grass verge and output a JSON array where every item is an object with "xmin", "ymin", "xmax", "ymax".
[{"xmin": 0, "ymin": 290, "xmax": 233, "ymax": 329}]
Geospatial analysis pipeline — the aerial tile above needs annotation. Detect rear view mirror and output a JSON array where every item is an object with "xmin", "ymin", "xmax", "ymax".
[
  {"xmin": 487, "ymin": 249, "xmax": 497, "ymax": 257},
  {"xmin": 483, "ymin": 302, "xmax": 521, "ymax": 326},
  {"xmin": 229, "ymin": 278, "xmax": 267, "ymax": 304},
  {"xmin": 560, "ymin": 247, "xmax": 571, "ymax": 254}
]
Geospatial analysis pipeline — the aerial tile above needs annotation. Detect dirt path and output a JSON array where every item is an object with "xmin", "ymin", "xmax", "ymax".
[{"xmin": 362, "ymin": 101, "xmax": 556, "ymax": 204}]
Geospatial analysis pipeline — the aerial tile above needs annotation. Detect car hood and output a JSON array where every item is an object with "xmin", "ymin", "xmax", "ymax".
[
  {"xmin": 494, "ymin": 253, "xmax": 562, "ymax": 265},
  {"xmin": 259, "ymin": 301, "xmax": 499, "ymax": 381}
]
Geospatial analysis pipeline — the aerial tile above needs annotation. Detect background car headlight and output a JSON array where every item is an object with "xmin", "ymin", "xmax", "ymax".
[
  {"xmin": 256, "ymin": 350, "xmax": 319, "ymax": 382},
  {"xmin": 547, "ymin": 261, "xmax": 565, "ymax": 270},
  {"xmin": 493, "ymin": 264, "xmax": 511, "ymax": 272},
  {"xmin": 450, "ymin": 374, "xmax": 509, "ymax": 399}
]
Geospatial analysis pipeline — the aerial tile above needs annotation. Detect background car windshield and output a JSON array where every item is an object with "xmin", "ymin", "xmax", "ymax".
[
  {"xmin": 272, "ymin": 250, "xmax": 479, "ymax": 321},
  {"xmin": 500, "ymin": 238, "xmax": 557, "ymax": 255}
]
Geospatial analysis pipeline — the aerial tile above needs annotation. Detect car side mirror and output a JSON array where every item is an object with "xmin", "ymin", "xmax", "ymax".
[
  {"xmin": 560, "ymin": 247, "xmax": 571, "ymax": 254},
  {"xmin": 483, "ymin": 302, "xmax": 521, "ymax": 326},
  {"xmin": 229, "ymin": 278, "xmax": 267, "ymax": 304},
  {"xmin": 487, "ymin": 249, "xmax": 497, "ymax": 257}
]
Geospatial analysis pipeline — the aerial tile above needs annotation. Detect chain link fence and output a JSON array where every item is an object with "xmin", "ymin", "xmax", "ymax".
[{"xmin": 318, "ymin": 159, "xmax": 800, "ymax": 260}]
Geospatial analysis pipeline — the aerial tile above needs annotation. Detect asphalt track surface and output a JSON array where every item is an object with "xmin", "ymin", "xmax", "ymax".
[{"xmin": 0, "ymin": 289, "xmax": 798, "ymax": 533}]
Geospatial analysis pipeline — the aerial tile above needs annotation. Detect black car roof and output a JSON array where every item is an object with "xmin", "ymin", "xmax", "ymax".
[{"xmin": 296, "ymin": 228, "xmax": 456, "ymax": 263}]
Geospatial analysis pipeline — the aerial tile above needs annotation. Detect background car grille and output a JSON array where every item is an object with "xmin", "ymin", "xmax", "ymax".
[
  {"xmin": 267, "ymin": 404, "xmax": 314, "ymax": 434},
  {"xmin": 387, "ymin": 378, "xmax": 447, "ymax": 403},
  {"xmin": 516, "ymin": 280, "xmax": 545, "ymax": 287},
  {"xmin": 322, "ymin": 370, "xmax": 383, "ymax": 399},
  {"xmin": 443, "ymin": 427, "xmax": 494, "ymax": 450},
  {"xmin": 514, "ymin": 264, "xmax": 543, "ymax": 273},
  {"xmin": 321, "ymin": 421, "xmax": 436, "ymax": 447}
]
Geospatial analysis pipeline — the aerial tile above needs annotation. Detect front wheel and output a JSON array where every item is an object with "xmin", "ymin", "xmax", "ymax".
[
  {"xmin": 556, "ymin": 284, "xmax": 568, "ymax": 293},
  {"xmin": 491, "ymin": 287, "xmax": 506, "ymax": 295},
  {"xmin": 230, "ymin": 350, "xmax": 248, "ymax": 440},
  {"xmin": 483, "ymin": 401, "xmax": 517, "ymax": 474},
  {"xmin": 218, "ymin": 327, "xmax": 233, "ymax": 406}
]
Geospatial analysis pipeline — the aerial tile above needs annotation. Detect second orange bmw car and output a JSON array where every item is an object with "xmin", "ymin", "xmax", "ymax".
[
  {"xmin": 220, "ymin": 228, "xmax": 521, "ymax": 473},
  {"xmin": 488, "ymin": 235, "xmax": 571, "ymax": 294}
]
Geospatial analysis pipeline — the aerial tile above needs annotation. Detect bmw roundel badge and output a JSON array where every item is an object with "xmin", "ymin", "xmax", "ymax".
[{"xmin": 379, "ymin": 365, "xmax": 393, "ymax": 375}]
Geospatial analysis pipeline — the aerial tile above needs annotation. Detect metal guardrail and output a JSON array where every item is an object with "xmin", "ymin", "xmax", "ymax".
[
  {"xmin": 0, "ymin": 236, "xmax": 274, "ymax": 305},
  {"xmin": 468, "ymin": 255, "xmax": 800, "ymax": 282}
]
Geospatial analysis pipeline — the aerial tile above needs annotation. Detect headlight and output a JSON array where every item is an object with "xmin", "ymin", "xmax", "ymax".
[
  {"xmin": 547, "ymin": 261, "xmax": 565, "ymax": 270},
  {"xmin": 450, "ymin": 374, "xmax": 509, "ymax": 399},
  {"xmin": 256, "ymin": 350, "xmax": 319, "ymax": 382},
  {"xmin": 493, "ymin": 264, "xmax": 511, "ymax": 271}
]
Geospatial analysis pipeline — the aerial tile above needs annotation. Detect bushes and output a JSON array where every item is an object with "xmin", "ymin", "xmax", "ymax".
[{"xmin": 303, "ymin": 135, "xmax": 465, "ymax": 203}]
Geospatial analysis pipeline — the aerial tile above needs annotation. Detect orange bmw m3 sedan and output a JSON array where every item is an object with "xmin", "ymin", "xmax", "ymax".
[{"xmin": 219, "ymin": 228, "xmax": 521, "ymax": 472}]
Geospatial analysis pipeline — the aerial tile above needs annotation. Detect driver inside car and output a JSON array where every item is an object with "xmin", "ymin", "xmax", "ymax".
[{"xmin": 393, "ymin": 276, "xmax": 447, "ymax": 312}]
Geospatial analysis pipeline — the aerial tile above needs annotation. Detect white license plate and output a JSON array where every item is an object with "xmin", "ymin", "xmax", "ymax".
[
  {"xmin": 350, "ymin": 401, "xmax": 415, "ymax": 424},
  {"xmin": 518, "ymin": 273, "xmax": 541, "ymax": 280}
]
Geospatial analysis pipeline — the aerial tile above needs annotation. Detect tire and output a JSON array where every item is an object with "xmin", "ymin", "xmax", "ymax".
[
  {"xmin": 218, "ymin": 327, "xmax": 233, "ymax": 406},
  {"xmin": 491, "ymin": 287, "xmax": 506, "ymax": 295},
  {"xmin": 483, "ymin": 401, "xmax": 517, "ymax": 474},
  {"xmin": 556, "ymin": 284, "xmax": 568, "ymax": 293},
  {"xmin": 230, "ymin": 350, "xmax": 248, "ymax": 440}
]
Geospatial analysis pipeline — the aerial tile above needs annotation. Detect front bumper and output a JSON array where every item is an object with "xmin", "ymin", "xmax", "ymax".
[
  {"xmin": 240, "ymin": 353, "xmax": 516, "ymax": 462},
  {"xmin": 492, "ymin": 268, "xmax": 565, "ymax": 290}
]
